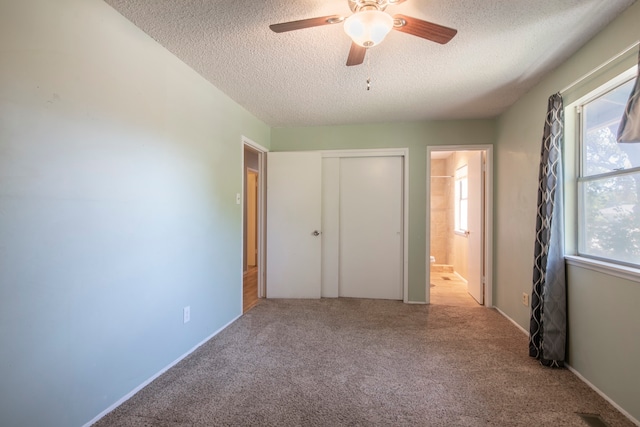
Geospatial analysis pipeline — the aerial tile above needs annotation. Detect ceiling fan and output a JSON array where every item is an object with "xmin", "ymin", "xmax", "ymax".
[{"xmin": 269, "ymin": 0, "xmax": 457, "ymax": 66}]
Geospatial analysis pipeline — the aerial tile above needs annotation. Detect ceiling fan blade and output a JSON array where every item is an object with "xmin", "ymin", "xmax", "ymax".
[
  {"xmin": 346, "ymin": 42, "xmax": 366, "ymax": 66},
  {"xmin": 393, "ymin": 14, "xmax": 457, "ymax": 44},
  {"xmin": 269, "ymin": 15, "xmax": 344, "ymax": 33}
]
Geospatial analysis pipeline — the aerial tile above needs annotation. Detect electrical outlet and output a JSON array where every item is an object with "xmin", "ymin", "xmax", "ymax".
[
  {"xmin": 522, "ymin": 293, "xmax": 529, "ymax": 307},
  {"xmin": 183, "ymin": 306, "xmax": 191, "ymax": 323}
]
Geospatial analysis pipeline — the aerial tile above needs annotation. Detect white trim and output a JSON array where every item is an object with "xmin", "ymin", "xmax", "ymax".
[
  {"xmin": 319, "ymin": 148, "xmax": 410, "ymax": 303},
  {"xmin": 321, "ymin": 148, "xmax": 407, "ymax": 158},
  {"xmin": 567, "ymin": 63, "xmax": 637, "ymax": 105},
  {"xmin": 494, "ymin": 307, "xmax": 529, "ymax": 336},
  {"xmin": 242, "ymin": 136, "xmax": 268, "ymax": 154},
  {"xmin": 565, "ymin": 365, "xmax": 640, "ymax": 427},
  {"xmin": 565, "ymin": 255, "xmax": 640, "ymax": 283},
  {"xmin": 426, "ymin": 145, "xmax": 494, "ymax": 307},
  {"xmin": 494, "ymin": 307, "xmax": 640, "ymax": 427},
  {"xmin": 567, "ymin": 67, "xmax": 639, "ymax": 269},
  {"xmin": 258, "ymin": 150, "xmax": 267, "ymax": 298},
  {"xmin": 406, "ymin": 300, "xmax": 427, "ymax": 305},
  {"xmin": 454, "ymin": 271, "xmax": 468, "ymax": 284},
  {"xmin": 559, "ymin": 42, "xmax": 639, "ymax": 95},
  {"xmin": 403, "ymin": 149, "xmax": 410, "ymax": 304},
  {"xmin": 484, "ymin": 147, "xmax": 494, "ymax": 308},
  {"xmin": 83, "ymin": 315, "xmax": 241, "ymax": 427}
]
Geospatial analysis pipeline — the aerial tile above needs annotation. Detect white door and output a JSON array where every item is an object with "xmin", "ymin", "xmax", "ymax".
[
  {"xmin": 266, "ymin": 152, "xmax": 322, "ymax": 298},
  {"xmin": 339, "ymin": 156, "xmax": 403, "ymax": 300},
  {"xmin": 467, "ymin": 151, "xmax": 484, "ymax": 304}
]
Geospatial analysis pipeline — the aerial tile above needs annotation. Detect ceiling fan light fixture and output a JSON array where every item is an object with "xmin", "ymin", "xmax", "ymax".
[{"xmin": 343, "ymin": 10, "xmax": 394, "ymax": 48}]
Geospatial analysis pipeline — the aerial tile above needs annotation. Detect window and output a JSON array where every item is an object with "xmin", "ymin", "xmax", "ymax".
[
  {"xmin": 578, "ymin": 73, "xmax": 640, "ymax": 267},
  {"xmin": 455, "ymin": 165, "xmax": 468, "ymax": 234}
]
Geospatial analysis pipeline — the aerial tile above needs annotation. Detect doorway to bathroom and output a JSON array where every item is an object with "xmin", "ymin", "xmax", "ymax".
[{"xmin": 427, "ymin": 146, "xmax": 493, "ymax": 307}]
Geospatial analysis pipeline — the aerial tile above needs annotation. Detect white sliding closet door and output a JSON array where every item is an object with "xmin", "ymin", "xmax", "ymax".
[{"xmin": 339, "ymin": 156, "xmax": 403, "ymax": 300}]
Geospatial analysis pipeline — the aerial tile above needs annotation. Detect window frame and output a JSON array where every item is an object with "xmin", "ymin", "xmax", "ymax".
[
  {"xmin": 454, "ymin": 165, "xmax": 469, "ymax": 236},
  {"xmin": 573, "ymin": 67, "xmax": 640, "ymax": 270}
]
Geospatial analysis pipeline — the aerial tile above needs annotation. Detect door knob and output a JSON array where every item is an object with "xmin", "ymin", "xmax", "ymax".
[{"xmin": 312, "ymin": 230, "xmax": 321, "ymax": 236}]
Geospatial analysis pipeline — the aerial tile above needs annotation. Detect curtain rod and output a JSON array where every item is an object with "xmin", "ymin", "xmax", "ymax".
[
  {"xmin": 559, "ymin": 40, "xmax": 639, "ymax": 95},
  {"xmin": 431, "ymin": 175, "xmax": 453, "ymax": 178}
]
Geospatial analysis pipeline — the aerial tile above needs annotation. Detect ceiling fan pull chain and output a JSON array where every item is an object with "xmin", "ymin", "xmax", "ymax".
[{"xmin": 366, "ymin": 51, "xmax": 372, "ymax": 91}]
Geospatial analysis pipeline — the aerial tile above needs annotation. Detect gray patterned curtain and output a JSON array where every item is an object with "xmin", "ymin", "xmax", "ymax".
[
  {"xmin": 529, "ymin": 93, "xmax": 566, "ymax": 368},
  {"xmin": 617, "ymin": 49, "xmax": 640, "ymax": 143}
]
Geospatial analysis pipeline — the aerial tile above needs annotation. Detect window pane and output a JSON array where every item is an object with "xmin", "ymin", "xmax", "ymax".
[
  {"xmin": 583, "ymin": 78, "xmax": 640, "ymax": 176},
  {"xmin": 460, "ymin": 200, "xmax": 468, "ymax": 231},
  {"xmin": 454, "ymin": 180, "xmax": 460, "ymax": 230},
  {"xmin": 455, "ymin": 165, "xmax": 469, "ymax": 232},
  {"xmin": 580, "ymin": 172, "xmax": 640, "ymax": 266},
  {"xmin": 461, "ymin": 178, "xmax": 468, "ymax": 199}
]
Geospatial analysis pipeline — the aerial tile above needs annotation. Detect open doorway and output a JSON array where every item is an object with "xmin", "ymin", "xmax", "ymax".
[
  {"xmin": 242, "ymin": 137, "xmax": 267, "ymax": 313},
  {"xmin": 427, "ymin": 146, "xmax": 493, "ymax": 307},
  {"xmin": 246, "ymin": 169, "xmax": 258, "ymax": 269}
]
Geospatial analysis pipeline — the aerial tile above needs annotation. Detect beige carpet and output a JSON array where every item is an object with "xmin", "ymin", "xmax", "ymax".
[{"xmin": 95, "ymin": 297, "xmax": 633, "ymax": 426}]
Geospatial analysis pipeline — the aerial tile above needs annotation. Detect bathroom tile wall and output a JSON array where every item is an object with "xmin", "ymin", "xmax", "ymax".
[{"xmin": 430, "ymin": 158, "xmax": 452, "ymax": 267}]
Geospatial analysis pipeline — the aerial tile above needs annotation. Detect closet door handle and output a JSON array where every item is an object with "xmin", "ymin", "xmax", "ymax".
[{"xmin": 312, "ymin": 230, "xmax": 321, "ymax": 236}]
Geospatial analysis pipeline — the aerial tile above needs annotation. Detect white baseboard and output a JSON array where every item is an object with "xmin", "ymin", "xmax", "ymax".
[
  {"xmin": 494, "ymin": 307, "xmax": 639, "ymax": 427},
  {"xmin": 454, "ymin": 271, "xmax": 468, "ymax": 284},
  {"xmin": 494, "ymin": 307, "xmax": 529, "ymax": 335},
  {"xmin": 406, "ymin": 300, "xmax": 427, "ymax": 305},
  {"xmin": 565, "ymin": 364, "xmax": 640, "ymax": 426},
  {"xmin": 83, "ymin": 314, "xmax": 241, "ymax": 427}
]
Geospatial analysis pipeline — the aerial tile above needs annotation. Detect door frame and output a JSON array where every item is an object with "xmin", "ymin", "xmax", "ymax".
[
  {"xmin": 242, "ymin": 136, "xmax": 268, "ymax": 301},
  {"xmin": 322, "ymin": 148, "xmax": 409, "ymax": 303},
  {"xmin": 426, "ymin": 145, "xmax": 493, "ymax": 307}
]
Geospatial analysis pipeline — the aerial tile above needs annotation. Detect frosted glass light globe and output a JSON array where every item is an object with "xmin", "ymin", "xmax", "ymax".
[{"xmin": 344, "ymin": 10, "xmax": 394, "ymax": 48}]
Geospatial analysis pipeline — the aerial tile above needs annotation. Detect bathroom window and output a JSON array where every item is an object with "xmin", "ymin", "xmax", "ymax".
[
  {"xmin": 455, "ymin": 165, "xmax": 468, "ymax": 234},
  {"xmin": 577, "ymin": 70, "xmax": 640, "ymax": 268}
]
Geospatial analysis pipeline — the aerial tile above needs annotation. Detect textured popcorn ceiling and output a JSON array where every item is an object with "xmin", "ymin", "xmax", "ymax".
[{"xmin": 103, "ymin": 0, "xmax": 635, "ymax": 127}]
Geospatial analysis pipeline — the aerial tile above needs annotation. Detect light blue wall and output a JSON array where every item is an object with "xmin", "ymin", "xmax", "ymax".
[
  {"xmin": 0, "ymin": 1, "xmax": 269, "ymax": 426},
  {"xmin": 494, "ymin": 1, "xmax": 640, "ymax": 422},
  {"xmin": 271, "ymin": 121, "xmax": 496, "ymax": 302}
]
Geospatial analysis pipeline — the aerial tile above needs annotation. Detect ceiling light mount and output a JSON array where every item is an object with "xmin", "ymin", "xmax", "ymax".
[{"xmin": 348, "ymin": 0, "xmax": 390, "ymax": 13}]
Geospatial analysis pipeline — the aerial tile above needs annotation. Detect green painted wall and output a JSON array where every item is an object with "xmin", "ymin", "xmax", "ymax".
[
  {"xmin": 0, "ymin": 1, "xmax": 269, "ymax": 426},
  {"xmin": 2, "ymin": 0, "xmax": 639, "ymax": 424},
  {"xmin": 271, "ymin": 121, "xmax": 496, "ymax": 302},
  {"xmin": 494, "ymin": 1, "xmax": 640, "ymax": 421}
]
